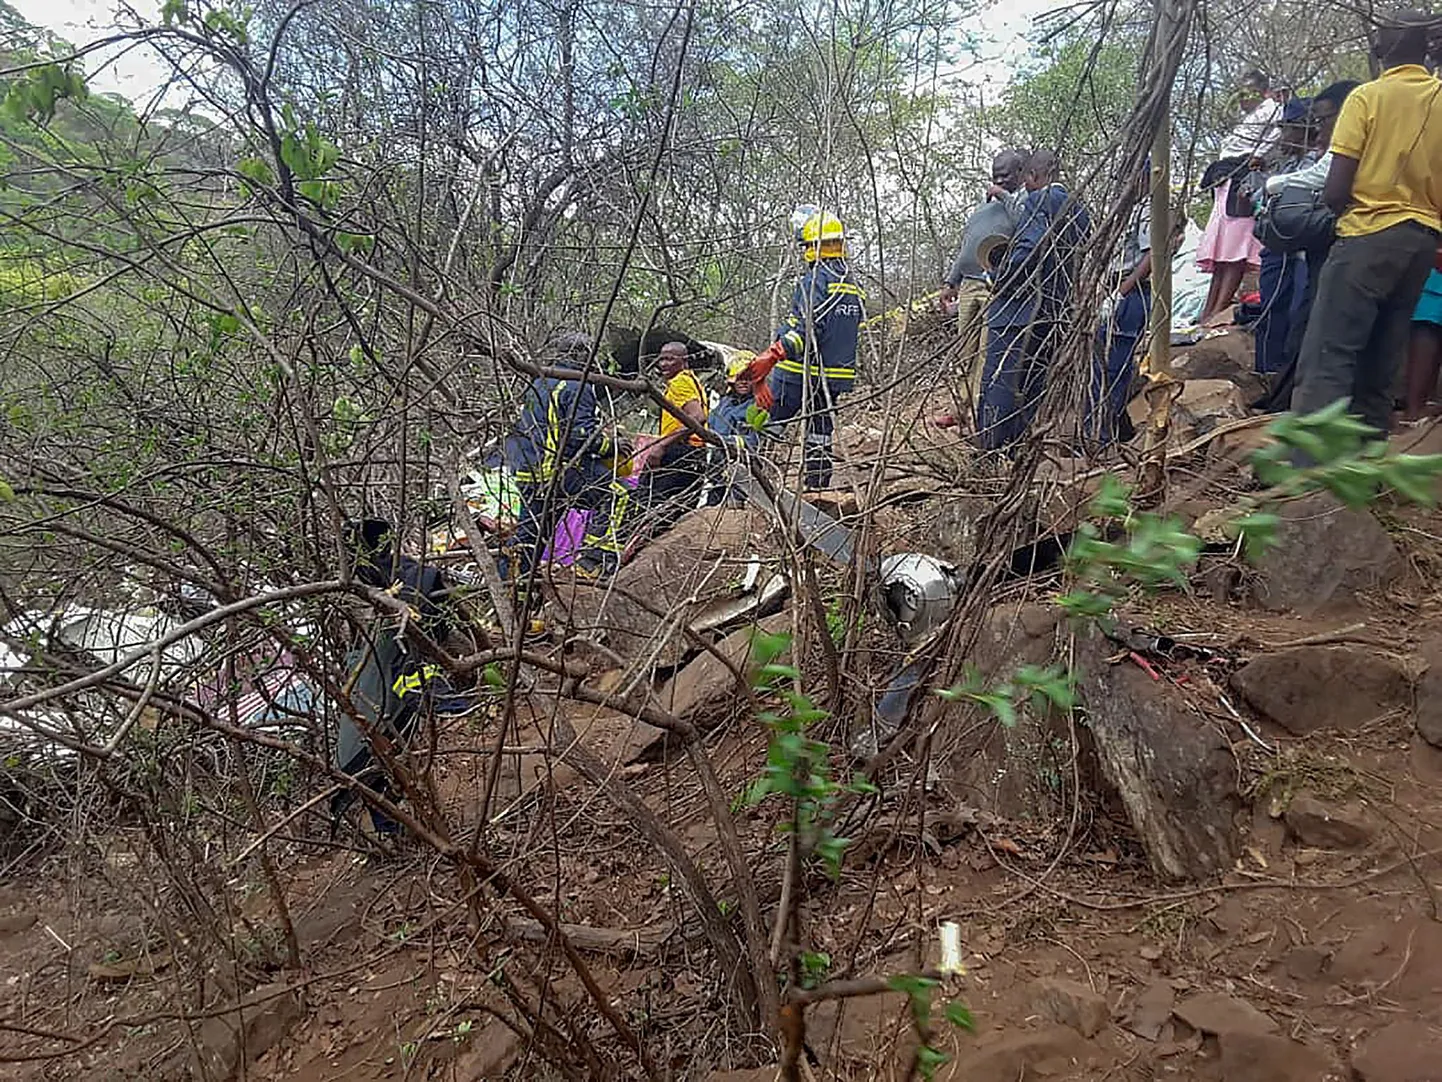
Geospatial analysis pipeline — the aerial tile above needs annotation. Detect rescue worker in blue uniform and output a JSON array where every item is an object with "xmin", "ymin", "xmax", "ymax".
[
  {"xmin": 745, "ymin": 207, "xmax": 864, "ymax": 490},
  {"xmin": 502, "ymin": 331, "xmax": 628, "ymax": 579},
  {"xmin": 977, "ymin": 150, "xmax": 1092, "ymax": 451}
]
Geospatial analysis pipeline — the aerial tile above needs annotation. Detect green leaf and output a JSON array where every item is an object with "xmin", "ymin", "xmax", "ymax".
[
  {"xmin": 887, "ymin": 973, "xmax": 939, "ymax": 999},
  {"xmin": 1014, "ymin": 663, "xmax": 1076, "ymax": 711},
  {"xmin": 237, "ymin": 155, "xmax": 274, "ymax": 187},
  {"xmin": 336, "ymin": 232, "xmax": 374, "ymax": 255},
  {"xmin": 799, "ymin": 950, "xmax": 830, "ymax": 988},
  {"xmin": 916, "ymin": 1045, "xmax": 951, "ymax": 1081},
  {"xmin": 1088, "ymin": 473, "xmax": 1132, "ymax": 520},
  {"xmin": 815, "ymin": 834, "xmax": 850, "ymax": 878},
  {"xmin": 0, "ymin": 480, "xmax": 14, "ymax": 503},
  {"xmin": 944, "ymin": 1000, "xmax": 976, "ymax": 1031},
  {"xmin": 746, "ymin": 404, "xmax": 770, "ymax": 432},
  {"xmin": 1232, "ymin": 511, "xmax": 1279, "ymax": 561},
  {"xmin": 749, "ymin": 630, "xmax": 790, "ymax": 669},
  {"xmin": 847, "ymin": 773, "xmax": 879, "ymax": 796}
]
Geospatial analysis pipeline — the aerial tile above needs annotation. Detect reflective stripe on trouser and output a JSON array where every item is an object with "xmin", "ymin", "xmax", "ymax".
[{"xmin": 510, "ymin": 458, "xmax": 626, "ymax": 575}]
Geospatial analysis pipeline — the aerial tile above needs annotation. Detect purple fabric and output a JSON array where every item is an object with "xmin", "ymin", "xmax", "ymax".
[
  {"xmin": 544, "ymin": 510, "xmax": 590, "ymax": 565},
  {"xmin": 543, "ymin": 473, "xmax": 639, "ymax": 564}
]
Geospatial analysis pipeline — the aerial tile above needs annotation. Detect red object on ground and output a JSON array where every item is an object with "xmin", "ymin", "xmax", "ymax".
[
  {"xmin": 931, "ymin": 412, "xmax": 960, "ymax": 429},
  {"xmin": 1128, "ymin": 651, "xmax": 1162, "ymax": 681}
]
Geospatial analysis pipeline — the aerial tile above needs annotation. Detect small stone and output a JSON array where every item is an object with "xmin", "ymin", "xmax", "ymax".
[
  {"xmin": 1218, "ymin": 1032, "xmax": 1331, "ymax": 1082},
  {"xmin": 1230, "ymin": 645, "xmax": 1411, "ymax": 736},
  {"xmin": 1173, "ymin": 992, "xmax": 1278, "ymax": 1037},
  {"xmin": 1032, "ymin": 977, "xmax": 1109, "ymax": 1038},
  {"xmin": 653, "ymin": 612, "xmax": 790, "ymax": 732},
  {"xmin": 1284, "ymin": 792, "xmax": 1377, "ymax": 850},
  {"xmin": 1352, "ymin": 1020, "xmax": 1442, "ymax": 1081},
  {"xmin": 963, "ymin": 1025, "xmax": 1089, "ymax": 1082},
  {"xmin": 1414, "ymin": 640, "xmax": 1442, "ymax": 748},
  {"xmin": 1173, "ymin": 379, "xmax": 1251, "ymax": 437},
  {"xmin": 1172, "ymin": 333, "xmax": 1266, "ymax": 402},
  {"xmin": 0, "ymin": 911, "xmax": 38, "ymax": 935},
  {"xmin": 185, "ymin": 982, "xmax": 302, "ymax": 1081},
  {"xmin": 1281, "ymin": 945, "xmax": 1331, "ymax": 980},
  {"xmin": 1139, "ymin": 945, "xmax": 1164, "ymax": 961},
  {"xmin": 1124, "ymin": 980, "xmax": 1175, "ymax": 1041}
]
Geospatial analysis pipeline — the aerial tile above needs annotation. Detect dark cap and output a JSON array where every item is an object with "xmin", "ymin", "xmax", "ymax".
[{"xmin": 1281, "ymin": 97, "xmax": 1312, "ymax": 124}]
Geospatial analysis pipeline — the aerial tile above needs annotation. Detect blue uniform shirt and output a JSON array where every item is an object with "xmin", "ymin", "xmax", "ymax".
[
  {"xmin": 773, "ymin": 258, "xmax": 864, "ymax": 392},
  {"xmin": 710, "ymin": 393, "xmax": 761, "ymax": 451},
  {"xmin": 502, "ymin": 375, "xmax": 609, "ymax": 482},
  {"xmin": 988, "ymin": 184, "xmax": 1092, "ymax": 330}
]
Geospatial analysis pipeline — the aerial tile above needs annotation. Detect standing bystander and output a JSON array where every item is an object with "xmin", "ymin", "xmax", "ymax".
[
  {"xmin": 1292, "ymin": 12, "xmax": 1442, "ymax": 435},
  {"xmin": 1196, "ymin": 70, "xmax": 1281, "ymax": 326},
  {"xmin": 940, "ymin": 149, "xmax": 1028, "ymax": 403}
]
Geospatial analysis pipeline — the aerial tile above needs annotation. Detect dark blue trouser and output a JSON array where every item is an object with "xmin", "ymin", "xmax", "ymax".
[
  {"xmin": 1254, "ymin": 248, "xmax": 1306, "ymax": 375},
  {"xmin": 1087, "ymin": 287, "xmax": 1150, "ymax": 445},
  {"xmin": 768, "ymin": 376, "xmax": 843, "ymax": 490},
  {"xmin": 510, "ymin": 458, "xmax": 623, "ymax": 578},
  {"xmin": 977, "ymin": 322, "xmax": 1054, "ymax": 451}
]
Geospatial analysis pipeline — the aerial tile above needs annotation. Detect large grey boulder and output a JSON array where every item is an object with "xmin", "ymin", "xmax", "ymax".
[
  {"xmin": 1078, "ymin": 630, "xmax": 1241, "ymax": 881},
  {"xmin": 1230, "ymin": 645, "xmax": 1411, "ymax": 735},
  {"xmin": 1249, "ymin": 493, "xmax": 1403, "ymax": 615}
]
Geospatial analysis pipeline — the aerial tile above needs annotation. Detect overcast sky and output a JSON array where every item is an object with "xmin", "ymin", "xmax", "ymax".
[{"xmin": 11, "ymin": 0, "xmax": 1055, "ymax": 102}]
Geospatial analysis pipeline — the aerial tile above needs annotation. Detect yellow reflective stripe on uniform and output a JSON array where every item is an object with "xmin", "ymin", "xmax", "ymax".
[
  {"xmin": 393, "ymin": 663, "xmax": 440, "ymax": 698},
  {"xmin": 776, "ymin": 358, "xmax": 855, "ymax": 378},
  {"xmin": 539, "ymin": 382, "xmax": 565, "ymax": 481},
  {"xmin": 826, "ymin": 281, "xmax": 863, "ymax": 296}
]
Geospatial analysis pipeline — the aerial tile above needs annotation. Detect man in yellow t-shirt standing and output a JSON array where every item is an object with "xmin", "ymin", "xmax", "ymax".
[
  {"xmin": 632, "ymin": 340, "xmax": 709, "ymax": 539},
  {"xmin": 1293, "ymin": 10, "xmax": 1442, "ymax": 434}
]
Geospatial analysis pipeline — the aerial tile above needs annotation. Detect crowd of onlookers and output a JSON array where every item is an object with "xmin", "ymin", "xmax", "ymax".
[
  {"xmin": 490, "ymin": 11, "xmax": 1441, "ymax": 583},
  {"xmin": 940, "ymin": 8, "xmax": 1442, "ymax": 449},
  {"xmin": 1198, "ymin": 12, "xmax": 1442, "ymax": 436}
]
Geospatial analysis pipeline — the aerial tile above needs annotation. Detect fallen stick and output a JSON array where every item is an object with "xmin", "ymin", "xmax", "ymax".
[{"xmin": 506, "ymin": 919, "xmax": 676, "ymax": 959}]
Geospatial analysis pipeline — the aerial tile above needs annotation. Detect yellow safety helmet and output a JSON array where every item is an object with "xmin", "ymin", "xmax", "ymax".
[
  {"xmin": 793, "ymin": 207, "xmax": 846, "ymax": 261},
  {"xmin": 726, "ymin": 351, "xmax": 757, "ymax": 381}
]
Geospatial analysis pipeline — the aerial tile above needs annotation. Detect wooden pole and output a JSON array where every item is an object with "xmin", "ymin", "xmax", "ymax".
[{"xmin": 1137, "ymin": 0, "xmax": 1181, "ymax": 506}]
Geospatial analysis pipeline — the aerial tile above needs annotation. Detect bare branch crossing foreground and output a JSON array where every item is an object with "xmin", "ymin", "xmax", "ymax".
[{"xmin": 0, "ymin": 0, "xmax": 1434, "ymax": 1078}]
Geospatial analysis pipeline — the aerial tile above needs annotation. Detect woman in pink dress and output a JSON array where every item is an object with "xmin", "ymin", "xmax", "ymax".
[{"xmin": 1197, "ymin": 70, "xmax": 1281, "ymax": 326}]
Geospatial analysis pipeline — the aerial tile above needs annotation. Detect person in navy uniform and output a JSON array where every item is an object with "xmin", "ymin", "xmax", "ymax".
[
  {"xmin": 501, "ymin": 331, "xmax": 628, "ymax": 578},
  {"xmin": 744, "ymin": 207, "xmax": 865, "ymax": 490},
  {"xmin": 977, "ymin": 149, "xmax": 1092, "ymax": 451}
]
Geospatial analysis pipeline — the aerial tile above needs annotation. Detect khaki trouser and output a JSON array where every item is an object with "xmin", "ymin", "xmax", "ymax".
[{"xmin": 955, "ymin": 277, "xmax": 990, "ymax": 405}]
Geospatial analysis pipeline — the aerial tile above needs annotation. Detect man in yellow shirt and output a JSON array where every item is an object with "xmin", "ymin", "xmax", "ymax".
[
  {"xmin": 1292, "ymin": 10, "xmax": 1442, "ymax": 434},
  {"xmin": 632, "ymin": 341, "xmax": 709, "ymax": 538}
]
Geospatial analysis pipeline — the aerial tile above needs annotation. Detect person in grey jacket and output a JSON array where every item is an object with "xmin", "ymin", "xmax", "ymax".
[{"xmin": 939, "ymin": 149, "xmax": 1027, "ymax": 404}]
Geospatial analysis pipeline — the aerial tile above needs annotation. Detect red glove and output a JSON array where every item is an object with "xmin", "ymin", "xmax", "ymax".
[
  {"xmin": 740, "ymin": 343, "xmax": 784, "ymax": 413},
  {"xmin": 747, "ymin": 340, "xmax": 787, "ymax": 382}
]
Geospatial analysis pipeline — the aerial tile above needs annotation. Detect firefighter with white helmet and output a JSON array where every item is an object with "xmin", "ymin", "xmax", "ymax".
[{"xmin": 743, "ymin": 205, "xmax": 865, "ymax": 490}]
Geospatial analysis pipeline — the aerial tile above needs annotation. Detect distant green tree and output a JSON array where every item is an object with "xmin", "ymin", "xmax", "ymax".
[{"xmin": 982, "ymin": 35, "xmax": 1140, "ymax": 173}]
